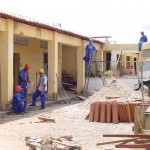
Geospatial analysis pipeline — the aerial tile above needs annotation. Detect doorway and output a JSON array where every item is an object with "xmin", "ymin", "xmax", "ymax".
[
  {"xmin": 106, "ymin": 52, "xmax": 111, "ymax": 70},
  {"xmin": 13, "ymin": 53, "xmax": 20, "ymax": 91},
  {"xmin": 43, "ymin": 53, "xmax": 48, "ymax": 76}
]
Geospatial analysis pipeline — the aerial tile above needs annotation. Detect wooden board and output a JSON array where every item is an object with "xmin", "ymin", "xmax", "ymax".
[{"xmin": 77, "ymin": 95, "xmax": 86, "ymax": 100}]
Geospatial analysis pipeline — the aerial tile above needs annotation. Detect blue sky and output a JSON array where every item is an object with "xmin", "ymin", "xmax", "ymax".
[{"xmin": 0, "ymin": 0, "xmax": 150, "ymax": 44}]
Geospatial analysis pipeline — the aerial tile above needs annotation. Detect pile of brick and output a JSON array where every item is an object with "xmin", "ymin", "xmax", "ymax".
[{"xmin": 88, "ymin": 100, "xmax": 150, "ymax": 123}]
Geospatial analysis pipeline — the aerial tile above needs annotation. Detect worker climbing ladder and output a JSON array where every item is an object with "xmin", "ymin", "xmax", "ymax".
[{"xmin": 83, "ymin": 39, "xmax": 106, "ymax": 94}]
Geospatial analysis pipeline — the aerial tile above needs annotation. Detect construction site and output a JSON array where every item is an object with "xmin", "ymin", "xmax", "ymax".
[{"xmin": 1, "ymin": 12, "xmax": 150, "ymax": 150}]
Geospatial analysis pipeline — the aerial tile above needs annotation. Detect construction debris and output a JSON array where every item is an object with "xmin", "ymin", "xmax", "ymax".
[
  {"xmin": 76, "ymin": 95, "xmax": 86, "ymax": 100},
  {"xmin": 82, "ymin": 78, "xmax": 150, "ymax": 123},
  {"xmin": 82, "ymin": 78, "xmax": 150, "ymax": 109},
  {"xmin": 38, "ymin": 117, "xmax": 56, "ymax": 123},
  {"xmin": 25, "ymin": 135, "xmax": 82, "ymax": 150},
  {"xmin": 98, "ymin": 134, "xmax": 150, "ymax": 148}
]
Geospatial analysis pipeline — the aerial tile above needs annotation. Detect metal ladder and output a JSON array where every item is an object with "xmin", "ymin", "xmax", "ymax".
[
  {"xmin": 93, "ymin": 51, "xmax": 107, "ymax": 86},
  {"xmin": 83, "ymin": 50, "xmax": 106, "ymax": 94}
]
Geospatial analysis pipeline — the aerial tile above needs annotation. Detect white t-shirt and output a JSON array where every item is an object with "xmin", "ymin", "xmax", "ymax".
[{"xmin": 38, "ymin": 75, "xmax": 47, "ymax": 91}]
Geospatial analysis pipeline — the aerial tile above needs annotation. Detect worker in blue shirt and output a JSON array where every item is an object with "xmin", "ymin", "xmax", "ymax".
[
  {"xmin": 138, "ymin": 31, "xmax": 148, "ymax": 51},
  {"xmin": 12, "ymin": 85, "xmax": 30, "ymax": 114},
  {"xmin": 18, "ymin": 64, "xmax": 31, "ymax": 98},
  {"xmin": 83, "ymin": 38, "xmax": 96, "ymax": 63},
  {"xmin": 83, "ymin": 38, "xmax": 96, "ymax": 75},
  {"xmin": 29, "ymin": 69, "xmax": 47, "ymax": 110}
]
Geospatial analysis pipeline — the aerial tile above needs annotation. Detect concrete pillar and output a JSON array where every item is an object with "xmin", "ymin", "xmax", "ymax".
[
  {"xmin": 130, "ymin": 55, "xmax": 134, "ymax": 75},
  {"xmin": 121, "ymin": 55, "xmax": 126, "ymax": 69},
  {"xmin": 0, "ymin": 19, "xmax": 14, "ymax": 109},
  {"xmin": 58, "ymin": 44, "xmax": 62, "ymax": 83},
  {"xmin": 77, "ymin": 42, "xmax": 85, "ymax": 93},
  {"xmin": 47, "ymin": 32, "xmax": 58, "ymax": 97},
  {"xmin": 97, "ymin": 49, "xmax": 104, "ymax": 72},
  {"xmin": 111, "ymin": 51, "xmax": 117, "ymax": 73}
]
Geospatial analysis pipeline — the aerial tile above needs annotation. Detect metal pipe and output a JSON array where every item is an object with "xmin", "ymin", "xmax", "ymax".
[{"xmin": 140, "ymin": 62, "xmax": 144, "ymax": 110}]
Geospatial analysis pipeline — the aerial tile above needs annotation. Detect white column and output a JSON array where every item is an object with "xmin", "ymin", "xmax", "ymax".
[
  {"xmin": 47, "ymin": 32, "xmax": 58, "ymax": 97},
  {"xmin": 77, "ymin": 41, "xmax": 85, "ymax": 93},
  {"xmin": 0, "ymin": 19, "xmax": 14, "ymax": 109}
]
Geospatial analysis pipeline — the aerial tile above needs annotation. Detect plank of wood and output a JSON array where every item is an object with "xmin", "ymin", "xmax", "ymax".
[
  {"xmin": 134, "ymin": 106, "xmax": 144, "ymax": 134},
  {"xmin": 85, "ymin": 113, "xmax": 89, "ymax": 120},
  {"xmin": 62, "ymin": 83, "xmax": 73, "ymax": 86},
  {"xmin": 106, "ymin": 95, "xmax": 120, "ymax": 99},
  {"xmin": 77, "ymin": 95, "xmax": 86, "ymax": 100},
  {"xmin": 68, "ymin": 88, "xmax": 77, "ymax": 92},
  {"xmin": 38, "ymin": 117, "xmax": 55, "ymax": 123},
  {"xmin": 103, "ymin": 134, "xmax": 150, "ymax": 138},
  {"xmin": 49, "ymin": 138, "xmax": 82, "ymax": 149},
  {"xmin": 97, "ymin": 138, "xmax": 139, "ymax": 146},
  {"xmin": 116, "ymin": 143, "xmax": 150, "ymax": 148}
]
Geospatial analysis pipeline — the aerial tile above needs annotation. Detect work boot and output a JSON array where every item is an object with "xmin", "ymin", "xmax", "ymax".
[
  {"xmin": 24, "ymin": 110, "xmax": 29, "ymax": 113},
  {"xmin": 39, "ymin": 107, "xmax": 45, "ymax": 110},
  {"xmin": 29, "ymin": 104, "xmax": 35, "ymax": 106}
]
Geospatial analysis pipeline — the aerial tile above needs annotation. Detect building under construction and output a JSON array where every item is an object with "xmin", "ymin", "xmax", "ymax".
[{"xmin": 0, "ymin": 12, "xmax": 149, "ymax": 110}]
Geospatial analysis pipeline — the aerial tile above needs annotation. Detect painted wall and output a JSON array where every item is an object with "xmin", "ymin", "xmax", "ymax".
[
  {"xmin": 0, "ymin": 20, "xmax": 14, "ymax": 109},
  {"xmin": 103, "ymin": 44, "xmax": 138, "ymax": 51},
  {"xmin": 14, "ymin": 38, "xmax": 47, "ymax": 93},
  {"xmin": 62, "ymin": 45, "xmax": 77, "ymax": 80}
]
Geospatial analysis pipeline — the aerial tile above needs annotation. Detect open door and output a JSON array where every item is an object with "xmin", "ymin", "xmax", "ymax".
[{"xmin": 13, "ymin": 53, "xmax": 20, "ymax": 91}]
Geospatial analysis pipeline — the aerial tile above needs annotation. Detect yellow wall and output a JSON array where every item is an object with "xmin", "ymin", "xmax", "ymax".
[
  {"xmin": 62, "ymin": 45, "xmax": 77, "ymax": 80},
  {"xmin": 14, "ymin": 38, "xmax": 47, "ymax": 93},
  {"xmin": 14, "ymin": 22, "xmax": 53, "ymax": 40},
  {"xmin": 0, "ymin": 18, "xmax": 7, "ymax": 31},
  {"xmin": 0, "ymin": 20, "xmax": 14, "ymax": 109},
  {"xmin": 103, "ymin": 44, "xmax": 138, "ymax": 51}
]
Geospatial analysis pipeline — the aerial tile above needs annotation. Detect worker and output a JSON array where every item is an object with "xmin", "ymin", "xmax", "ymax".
[
  {"xmin": 83, "ymin": 38, "xmax": 96, "ymax": 63},
  {"xmin": 135, "ymin": 80, "xmax": 150, "ymax": 97},
  {"xmin": 135, "ymin": 80, "xmax": 150, "ymax": 91},
  {"xmin": 12, "ymin": 85, "xmax": 30, "ymax": 114},
  {"xmin": 29, "ymin": 68, "xmax": 47, "ymax": 110},
  {"xmin": 18, "ymin": 64, "xmax": 31, "ymax": 98},
  {"xmin": 138, "ymin": 31, "xmax": 148, "ymax": 51}
]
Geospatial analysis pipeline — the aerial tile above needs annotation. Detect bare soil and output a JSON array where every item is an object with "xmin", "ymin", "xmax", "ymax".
[{"xmin": 0, "ymin": 100, "xmax": 134, "ymax": 150}]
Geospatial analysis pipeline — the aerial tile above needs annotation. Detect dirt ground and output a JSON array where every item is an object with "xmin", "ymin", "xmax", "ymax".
[{"xmin": 0, "ymin": 99, "xmax": 136, "ymax": 150}]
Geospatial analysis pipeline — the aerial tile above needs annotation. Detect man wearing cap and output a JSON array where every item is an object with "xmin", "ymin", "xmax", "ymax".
[
  {"xmin": 29, "ymin": 68, "xmax": 47, "ymax": 110},
  {"xmin": 18, "ymin": 64, "xmax": 31, "ymax": 98},
  {"xmin": 12, "ymin": 85, "xmax": 30, "ymax": 114},
  {"xmin": 138, "ymin": 31, "xmax": 148, "ymax": 51}
]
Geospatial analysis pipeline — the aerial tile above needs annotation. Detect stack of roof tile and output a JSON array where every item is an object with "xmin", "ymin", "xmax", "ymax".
[{"xmin": 88, "ymin": 101, "xmax": 149, "ymax": 123}]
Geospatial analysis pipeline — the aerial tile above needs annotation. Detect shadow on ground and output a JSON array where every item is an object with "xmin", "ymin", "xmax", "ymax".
[{"xmin": 0, "ymin": 98, "xmax": 83, "ymax": 124}]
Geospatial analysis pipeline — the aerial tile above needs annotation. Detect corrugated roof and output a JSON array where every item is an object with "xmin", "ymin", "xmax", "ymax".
[{"xmin": 0, "ymin": 12, "xmax": 104, "ymax": 45}]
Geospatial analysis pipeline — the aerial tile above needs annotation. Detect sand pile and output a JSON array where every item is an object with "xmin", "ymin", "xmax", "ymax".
[{"xmin": 81, "ymin": 78, "xmax": 149, "ymax": 109}]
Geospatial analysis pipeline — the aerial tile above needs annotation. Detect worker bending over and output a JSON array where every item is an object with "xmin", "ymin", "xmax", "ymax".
[
  {"xmin": 12, "ymin": 85, "xmax": 30, "ymax": 114},
  {"xmin": 135, "ymin": 80, "xmax": 150, "ymax": 97},
  {"xmin": 135, "ymin": 80, "xmax": 150, "ymax": 91}
]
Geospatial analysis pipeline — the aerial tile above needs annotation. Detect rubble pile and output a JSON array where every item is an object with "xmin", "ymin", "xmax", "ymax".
[
  {"xmin": 25, "ymin": 135, "xmax": 82, "ymax": 150},
  {"xmin": 82, "ymin": 78, "xmax": 149, "ymax": 109}
]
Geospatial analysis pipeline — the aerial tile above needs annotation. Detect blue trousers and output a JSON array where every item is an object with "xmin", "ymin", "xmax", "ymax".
[
  {"xmin": 138, "ymin": 42, "xmax": 142, "ymax": 51},
  {"xmin": 21, "ymin": 87, "xmax": 27, "ymax": 98},
  {"xmin": 32, "ymin": 90, "xmax": 47, "ymax": 109},
  {"xmin": 13, "ymin": 101, "xmax": 27, "ymax": 113}
]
